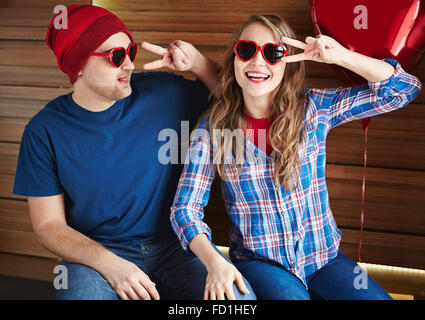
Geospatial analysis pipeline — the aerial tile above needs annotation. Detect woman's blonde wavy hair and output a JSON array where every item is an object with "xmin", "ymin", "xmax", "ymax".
[{"xmin": 202, "ymin": 14, "xmax": 306, "ymax": 191}]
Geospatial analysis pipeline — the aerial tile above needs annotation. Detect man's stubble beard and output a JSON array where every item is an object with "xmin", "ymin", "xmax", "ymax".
[{"xmin": 85, "ymin": 75, "xmax": 132, "ymax": 102}]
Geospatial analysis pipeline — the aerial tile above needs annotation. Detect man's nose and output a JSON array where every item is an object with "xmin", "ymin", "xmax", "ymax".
[{"xmin": 121, "ymin": 54, "xmax": 135, "ymax": 70}]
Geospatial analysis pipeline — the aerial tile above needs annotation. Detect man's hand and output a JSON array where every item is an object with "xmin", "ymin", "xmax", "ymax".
[
  {"xmin": 101, "ymin": 253, "xmax": 160, "ymax": 300},
  {"xmin": 142, "ymin": 40, "xmax": 220, "ymax": 94},
  {"xmin": 142, "ymin": 40, "xmax": 201, "ymax": 72}
]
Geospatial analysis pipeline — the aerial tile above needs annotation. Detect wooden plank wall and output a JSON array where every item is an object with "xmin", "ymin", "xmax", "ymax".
[
  {"xmin": 0, "ymin": 0, "xmax": 424, "ymax": 282},
  {"xmin": 95, "ymin": 0, "xmax": 425, "ymax": 269},
  {"xmin": 0, "ymin": 0, "xmax": 90, "ymax": 280}
]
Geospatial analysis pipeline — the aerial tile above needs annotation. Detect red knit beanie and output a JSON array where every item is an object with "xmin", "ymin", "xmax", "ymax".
[{"xmin": 46, "ymin": 5, "xmax": 134, "ymax": 83}]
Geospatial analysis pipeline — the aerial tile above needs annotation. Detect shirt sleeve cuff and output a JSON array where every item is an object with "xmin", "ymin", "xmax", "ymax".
[
  {"xmin": 178, "ymin": 221, "xmax": 212, "ymax": 251},
  {"xmin": 367, "ymin": 58, "xmax": 404, "ymax": 98}
]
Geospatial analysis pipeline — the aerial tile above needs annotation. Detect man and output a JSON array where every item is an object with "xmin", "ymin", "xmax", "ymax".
[{"xmin": 13, "ymin": 5, "xmax": 253, "ymax": 300}]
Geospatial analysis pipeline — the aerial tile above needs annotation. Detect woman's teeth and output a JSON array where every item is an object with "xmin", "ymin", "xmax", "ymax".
[{"xmin": 246, "ymin": 72, "xmax": 270, "ymax": 81}]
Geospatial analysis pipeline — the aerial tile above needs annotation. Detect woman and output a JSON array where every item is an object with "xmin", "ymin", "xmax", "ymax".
[{"xmin": 170, "ymin": 15, "xmax": 421, "ymax": 300}]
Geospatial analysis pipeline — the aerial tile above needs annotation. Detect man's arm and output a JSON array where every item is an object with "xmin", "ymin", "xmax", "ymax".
[
  {"xmin": 28, "ymin": 194, "xmax": 159, "ymax": 300},
  {"xmin": 188, "ymin": 49, "xmax": 221, "ymax": 95}
]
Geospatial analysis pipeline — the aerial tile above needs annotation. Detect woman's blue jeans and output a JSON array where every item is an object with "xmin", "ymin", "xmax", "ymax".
[
  {"xmin": 234, "ymin": 250, "xmax": 393, "ymax": 300},
  {"xmin": 55, "ymin": 238, "xmax": 256, "ymax": 300}
]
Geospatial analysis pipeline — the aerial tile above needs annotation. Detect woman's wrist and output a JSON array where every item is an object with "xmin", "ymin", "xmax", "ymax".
[
  {"xmin": 332, "ymin": 46, "xmax": 353, "ymax": 67},
  {"xmin": 188, "ymin": 233, "xmax": 224, "ymax": 269}
]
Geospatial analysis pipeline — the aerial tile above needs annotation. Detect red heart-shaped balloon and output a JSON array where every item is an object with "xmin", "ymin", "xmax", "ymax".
[{"xmin": 311, "ymin": 0, "xmax": 425, "ymax": 86}]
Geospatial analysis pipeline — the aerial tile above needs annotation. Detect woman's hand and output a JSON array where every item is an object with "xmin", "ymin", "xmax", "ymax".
[
  {"xmin": 142, "ymin": 40, "xmax": 201, "ymax": 72},
  {"xmin": 204, "ymin": 256, "xmax": 249, "ymax": 300},
  {"xmin": 187, "ymin": 233, "xmax": 249, "ymax": 300},
  {"xmin": 281, "ymin": 34, "xmax": 395, "ymax": 82},
  {"xmin": 280, "ymin": 34, "xmax": 348, "ymax": 65}
]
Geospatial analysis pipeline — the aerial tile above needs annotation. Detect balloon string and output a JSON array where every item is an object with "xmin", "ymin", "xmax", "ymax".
[{"xmin": 359, "ymin": 118, "xmax": 370, "ymax": 263}]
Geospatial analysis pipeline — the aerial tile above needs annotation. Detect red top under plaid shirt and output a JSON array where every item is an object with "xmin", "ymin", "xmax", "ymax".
[{"xmin": 170, "ymin": 58, "xmax": 421, "ymax": 287}]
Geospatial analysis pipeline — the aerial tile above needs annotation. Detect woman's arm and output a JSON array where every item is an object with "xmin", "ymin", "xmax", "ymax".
[
  {"xmin": 170, "ymin": 120, "xmax": 248, "ymax": 300},
  {"xmin": 282, "ymin": 35, "xmax": 421, "ymax": 129},
  {"xmin": 336, "ymin": 49, "xmax": 394, "ymax": 83}
]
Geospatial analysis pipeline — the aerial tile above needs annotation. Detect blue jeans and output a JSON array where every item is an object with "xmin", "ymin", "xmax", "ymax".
[
  {"xmin": 55, "ymin": 237, "xmax": 256, "ymax": 300},
  {"xmin": 234, "ymin": 250, "xmax": 392, "ymax": 300}
]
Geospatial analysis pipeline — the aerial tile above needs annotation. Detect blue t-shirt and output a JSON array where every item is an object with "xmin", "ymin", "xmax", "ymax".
[{"xmin": 13, "ymin": 72, "xmax": 210, "ymax": 245}]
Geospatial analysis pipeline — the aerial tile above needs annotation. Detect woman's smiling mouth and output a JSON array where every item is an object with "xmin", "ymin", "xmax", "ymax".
[{"xmin": 245, "ymin": 71, "xmax": 271, "ymax": 82}]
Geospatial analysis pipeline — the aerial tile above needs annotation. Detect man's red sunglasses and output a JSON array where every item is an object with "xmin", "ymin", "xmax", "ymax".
[
  {"xmin": 91, "ymin": 42, "xmax": 138, "ymax": 68},
  {"xmin": 233, "ymin": 40, "xmax": 288, "ymax": 65}
]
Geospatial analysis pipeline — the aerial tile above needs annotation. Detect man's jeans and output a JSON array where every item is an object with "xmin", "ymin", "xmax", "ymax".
[
  {"xmin": 234, "ymin": 250, "xmax": 393, "ymax": 300},
  {"xmin": 55, "ymin": 237, "xmax": 256, "ymax": 300}
]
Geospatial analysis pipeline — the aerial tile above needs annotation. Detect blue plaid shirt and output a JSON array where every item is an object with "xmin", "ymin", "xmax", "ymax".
[{"xmin": 170, "ymin": 59, "xmax": 421, "ymax": 286}]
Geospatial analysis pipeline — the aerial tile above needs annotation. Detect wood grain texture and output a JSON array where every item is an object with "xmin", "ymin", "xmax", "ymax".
[
  {"xmin": 0, "ymin": 0, "xmax": 423, "ymax": 278},
  {"xmin": 0, "ymin": 252, "xmax": 58, "ymax": 282},
  {"xmin": 204, "ymin": 214, "xmax": 425, "ymax": 269}
]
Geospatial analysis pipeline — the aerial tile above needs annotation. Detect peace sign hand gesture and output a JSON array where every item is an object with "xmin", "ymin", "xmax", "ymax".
[
  {"xmin": 281, "ymin": 34, "xmax": 348, "ymax": 65},
  {"xmin": 142, "ymin": 40, "xmax": 200, "ymax": 72}
]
